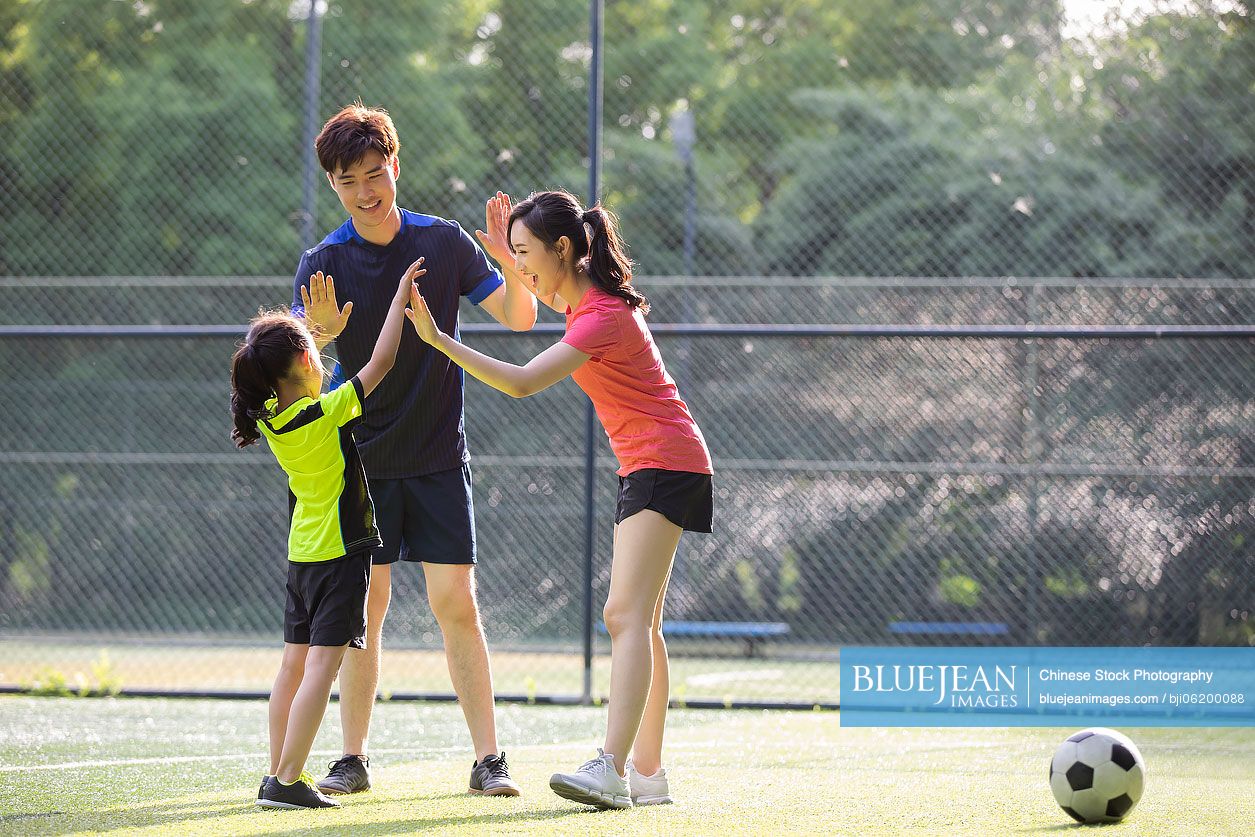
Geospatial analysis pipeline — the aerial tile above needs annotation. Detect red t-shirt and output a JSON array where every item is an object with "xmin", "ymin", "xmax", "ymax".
[{"xmin": 562, "ymin": 286, "xmax": 713, "ymax": 477}]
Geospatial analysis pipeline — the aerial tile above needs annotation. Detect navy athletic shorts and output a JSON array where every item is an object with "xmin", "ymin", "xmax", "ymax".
[{"xmin": 370, "ymin": 464, "xmax": 477, "ymax": 565}]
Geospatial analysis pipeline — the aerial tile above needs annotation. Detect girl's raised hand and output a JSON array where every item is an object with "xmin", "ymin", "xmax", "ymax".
[
  {"xmin": 405, "ymin": 282, "xmax": 441, "ymax": 346},
  {"xmin": 396, "ymin": 257, "xmax": 426, "ymax": 301}
]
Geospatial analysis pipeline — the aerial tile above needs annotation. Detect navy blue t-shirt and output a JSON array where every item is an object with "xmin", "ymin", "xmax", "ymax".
[{"xmin": 292, "ymin": 209, "xmax": 503, "ymax": 478}]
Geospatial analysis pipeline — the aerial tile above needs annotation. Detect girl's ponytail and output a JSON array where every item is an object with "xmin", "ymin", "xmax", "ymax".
[
  {"xmin": 230, "ymin": 343, "xmax": 270, "ymax": 448},
  {"xmin": 229, "ymin": 313, "xmax": 313, "ymax": 448}
]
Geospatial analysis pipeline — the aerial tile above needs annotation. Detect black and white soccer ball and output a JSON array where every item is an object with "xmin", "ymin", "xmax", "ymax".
[{"xmin": 1049, "ymin": 727, "xmax": 1146, "ymax": 823}]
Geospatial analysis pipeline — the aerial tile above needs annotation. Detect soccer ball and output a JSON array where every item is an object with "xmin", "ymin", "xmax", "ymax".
[{"xmin": 1049, "ymin": 727, "xmax": 1146, "ymax": 823}]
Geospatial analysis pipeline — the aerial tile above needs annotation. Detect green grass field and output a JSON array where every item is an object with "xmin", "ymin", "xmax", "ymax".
[{"xmin": 1, "ymin": 696, "xmax": 1252, "ymax": 835}]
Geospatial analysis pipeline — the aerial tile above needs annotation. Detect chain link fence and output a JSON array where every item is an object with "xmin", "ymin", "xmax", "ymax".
[
  {"xmin": 2, "ymin": 281, "xmax": 1251, "ymax": 704},
  {"xmin": 1, "ymin": 1, "xmax": 1253, "ymax": 704}
]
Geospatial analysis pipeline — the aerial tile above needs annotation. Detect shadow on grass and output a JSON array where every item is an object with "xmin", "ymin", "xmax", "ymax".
[
  {"xmin": 256, "ymin": 806, "xmax": 615, "ymax": 836},
  {"xmin": 0, "ymin": 811, "xmax": 63, "ymax": 824},
  {"xmin": 1015, "ymin": 823, "xmax": 1124, "ymax": 832},
  {"xmin": 15, "ymin": 800, "xmax": 256, "ymax": 836},
  {"xmin": 13, "ymin": 791, "xmax": 612, "ymax": 836}
]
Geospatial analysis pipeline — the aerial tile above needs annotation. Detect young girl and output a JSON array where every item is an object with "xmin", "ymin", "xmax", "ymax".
[
  {"xmin": 231, "ymin": 258, "xmax": 425, "ymax": 809},
  {"xmin": 410, "ymin": 190, "xmax": 713, "ymax": 809}
]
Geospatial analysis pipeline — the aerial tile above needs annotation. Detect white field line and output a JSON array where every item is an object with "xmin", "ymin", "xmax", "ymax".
[{"xmin": 685, "ymin": 669, "xmax": 785, "ymax": 687}]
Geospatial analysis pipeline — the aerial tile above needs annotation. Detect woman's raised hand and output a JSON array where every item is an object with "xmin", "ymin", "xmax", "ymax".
[
  {"xmin": 474, "ymin": 191, "xmax": 514, "ymax": 267},
  {"xmin": 405, "ymin": 281, "xmax": 441, "ymax": 346}
]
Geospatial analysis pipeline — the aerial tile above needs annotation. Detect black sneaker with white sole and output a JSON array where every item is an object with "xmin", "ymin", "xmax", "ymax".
[
  {"xmin": 469, "ymin": 751, "xmax": 522, "ymax": 796},
  {"xmin": 257, "ymin": 773, "xmax": 340, "ymax": 809},
  {"xmin": 318, "ymin": 754, "xmax": 371, "ymax": 795},
  {"xmin": 256, "ymin": 775, "xmax": 270, "ymax": 802}
]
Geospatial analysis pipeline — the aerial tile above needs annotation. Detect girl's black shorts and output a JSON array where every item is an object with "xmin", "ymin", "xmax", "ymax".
[
  {"xmin": 616, "ymin": 469, "xmax": 713, "ymax": 533},
  {"xmin": 284, "ymin": 551, "xmax": 370, "ymax": 648}
]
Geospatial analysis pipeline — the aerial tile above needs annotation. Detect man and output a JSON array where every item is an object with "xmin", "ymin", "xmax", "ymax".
[{"xmin": 294, "ymin": 103, "xmax": 536, "ymax": 797}]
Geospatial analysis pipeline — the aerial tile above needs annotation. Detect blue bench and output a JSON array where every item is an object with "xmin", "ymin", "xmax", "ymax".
[
  {"xmin": 598, "ymin": 620, "xmax": 790, "ymax": 657},
  {"xmin": 888, "ymin": 621, "xmax": 1009, "ymax": 637}
]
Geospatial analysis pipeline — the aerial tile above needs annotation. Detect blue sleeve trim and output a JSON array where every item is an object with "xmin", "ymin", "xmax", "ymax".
[{"xmin": 467, "ymin": 271, "xmax": 504, "ymax": 306}]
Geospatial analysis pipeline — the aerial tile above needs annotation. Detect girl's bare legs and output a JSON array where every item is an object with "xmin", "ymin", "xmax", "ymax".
[
  {"xmin": 275, "ymin": 644, "xmax": 350, "ymax": 783},
  {"xmin": 629, "ymin": 567, "xmax": 673, "ymax": 777},
  {"xmin": 269, "ymin": 643, "xmax": 308, "ymax": 775},
  {"xmin": 602, "ymin": 509, "xmax": 682, "ymax": 775}
]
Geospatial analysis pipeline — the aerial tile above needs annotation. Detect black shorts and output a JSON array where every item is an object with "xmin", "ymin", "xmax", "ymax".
[
  {"xmin": 284, "ymin": 552, "xmax": 370, "ymax": 648},
  {"xmin": 616, "ymin": 469, "xmax": 714, "ymax": 533},
  {"xmin": 370, "ymin": 464, "xmax": 477, "ymax": 565}
]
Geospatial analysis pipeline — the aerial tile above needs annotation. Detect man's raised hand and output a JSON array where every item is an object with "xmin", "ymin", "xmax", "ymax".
[{"xmin": 300, "ymin": 271, "xmax": 353, "ymax": 343}]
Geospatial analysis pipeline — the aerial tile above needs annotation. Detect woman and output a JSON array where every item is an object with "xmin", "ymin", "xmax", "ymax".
[{"xmin": 410, "ymin": 190, "xmax": 713, "ymax": 809}]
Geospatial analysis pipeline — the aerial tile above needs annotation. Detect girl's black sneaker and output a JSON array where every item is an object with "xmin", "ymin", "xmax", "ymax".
[{"xmin": 257, "ymin": 773, "xmax": 340, "ymax": 809}]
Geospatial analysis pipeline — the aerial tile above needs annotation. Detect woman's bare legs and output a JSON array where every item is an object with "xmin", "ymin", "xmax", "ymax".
[
  {"xmin": 629, "ymin": 566, "xmax": 673, "ymax": 777},
  {"xmin": 601, "ymin": 510, "xmax": 682, "ymax": 775}
]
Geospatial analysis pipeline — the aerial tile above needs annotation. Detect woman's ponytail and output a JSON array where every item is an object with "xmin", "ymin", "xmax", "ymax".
[{"xmin": 583, "ymin": 205, "xmax": 649, "ymax": 314}]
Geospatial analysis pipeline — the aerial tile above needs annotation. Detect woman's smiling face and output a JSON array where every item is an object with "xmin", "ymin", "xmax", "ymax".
[{"xmin": 509, "ymin": 221, "xmax": 568, "ymax": 297}]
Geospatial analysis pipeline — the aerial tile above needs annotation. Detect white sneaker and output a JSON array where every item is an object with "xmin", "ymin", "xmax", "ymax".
[
  {"xmin": 626, "ymin": 759, "xmax": 674, "ymax": 805},
  {"xmin": 549, "ymin": 749, "xmax": 632, "ymax": 809}
]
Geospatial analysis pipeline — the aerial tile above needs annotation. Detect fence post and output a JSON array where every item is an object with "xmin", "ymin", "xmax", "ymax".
[
  {"xmin": 1024, "ymin": 284, "xmax": 1042, "ymax": 644},
  {"xmin": 300, "ymin": 3, "xmax": 323, "ymax": 250},
  {"xmin": 581, "ymin": 0, "xmax": 604, "ymax": 707}
]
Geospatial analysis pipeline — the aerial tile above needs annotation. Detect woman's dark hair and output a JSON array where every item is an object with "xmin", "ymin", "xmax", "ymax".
[
  {"xmin": 230, "ymin": 312, "xmax": 313, "ymax": 448},
  {"xmin": 507, "ymin": 190, "xmax": 648, "ymax": 314}
]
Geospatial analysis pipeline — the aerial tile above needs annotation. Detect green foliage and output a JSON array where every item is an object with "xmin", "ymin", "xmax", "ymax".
[
  {"xmin": 7, "ymin": 528, "xmax": 51, "ymax": 599},
  {"xmin": 1044, "ymin": 568, "xmax": 1089, "ymax": 598},
  {"xmin": 89, "ymin": 650, "xmax": 123, "ymax": 696},
  {"xmin": 21, "ymin": 650, "xmax": 120, "ymax": 696},
  {"xmin": 776, "ymin": 548, "xmax": 802, "ymax": 614},
  {"xmin": 2, "ymin": 0, "xmax": 304, "ymax": 274},
  {"xmin": 22, "ymin": 667, "xmax": 72, "ymax": 696},
  {"xmin": 734, "ymin": 558, "xmax": 765, "ymax": 612},
  {"xmin": 938, "ymin": 560, "xmax": 981, "ymax": 608},
  {"xmin": 1, "ymin": 1, "xmax": 1248, "ymax": 278}
]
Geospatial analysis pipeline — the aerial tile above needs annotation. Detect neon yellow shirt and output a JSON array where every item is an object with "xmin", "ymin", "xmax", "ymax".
[{"xmin": 259, "ymin": 377, "xmax": 382, "ymax": 563}]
